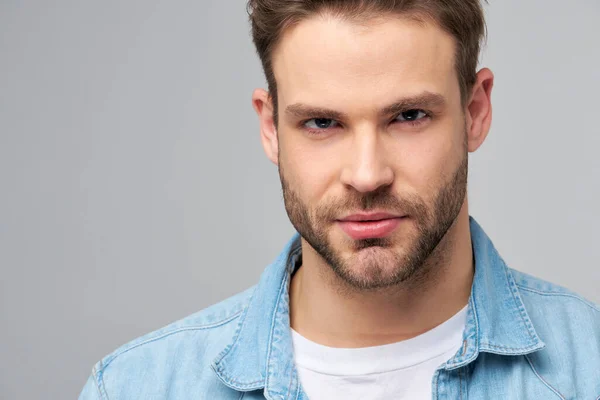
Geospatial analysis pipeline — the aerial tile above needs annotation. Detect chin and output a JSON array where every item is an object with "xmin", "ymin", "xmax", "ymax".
[{"xmin": 346, "ymin": 245, "xmax": 399, "ymax": 268}]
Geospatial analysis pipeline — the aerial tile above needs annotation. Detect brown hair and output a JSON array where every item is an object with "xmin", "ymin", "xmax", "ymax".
[{"xmin": 247, "ymin": 0, "xmax": 487, "ymax": 124}]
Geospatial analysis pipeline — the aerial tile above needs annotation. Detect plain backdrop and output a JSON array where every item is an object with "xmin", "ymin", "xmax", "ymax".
[{"xmin": 1, "ymin": 0, "xmax": 599, "ymax": 398}]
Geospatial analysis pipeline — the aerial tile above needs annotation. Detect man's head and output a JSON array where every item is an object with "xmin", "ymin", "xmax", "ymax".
[{"xmin": 250, "ymin": 0, "xmax": 493, "ymax": 290}]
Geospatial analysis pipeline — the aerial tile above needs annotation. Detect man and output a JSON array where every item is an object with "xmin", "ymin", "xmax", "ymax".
[{"xmin": 79, "ymin": 0, "xmax": 600, "ymax": 399}]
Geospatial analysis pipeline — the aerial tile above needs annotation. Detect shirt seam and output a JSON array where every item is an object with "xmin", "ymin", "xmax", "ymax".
[
  {"xmin": 265, "ymin": 268, "xmax": 291, "ymax": 399},
  {"xmin": 99, "ymin": 310, "xmax": 243, "ymax": 372},
  {"xmin": 464, "ymin": 291, "xmax": 481, "ymax": 362},
  {"xmin": 294, "ymin": 378, "xmax": 301, "ymax": 400},
  {"xmin": 458, "ymin": 366, "xmax": 463, "ymax": 400},
  {"xmin": 432, "ymin": 369, "xmax": 441, "ymax": 399},
  {"xmin": 524, "ymin": 354, "xmax": 565, "ymax": 400},
  {"xmin": 479, "ymin": 342, "xmax": 541, "ymax": 351},
  {"xmin": 516, "ymin": 285, "xmax": 600, "ymax": 313},
  {"xmin": 505, "ymin": 266, "xmax": 537, "ymax": 341},
  {"xmin": 92, "ymin": 364, "xmax": 108, "ymax": 400}
]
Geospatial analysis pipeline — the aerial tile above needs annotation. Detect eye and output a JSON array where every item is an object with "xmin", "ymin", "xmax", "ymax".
[
  {"xmin": 395, "ymin": 109, "xmax": 428, "ymax": 123},
  {"xmin": 304, "ymin": 118, "xmax": 340, "ymax": 130}
]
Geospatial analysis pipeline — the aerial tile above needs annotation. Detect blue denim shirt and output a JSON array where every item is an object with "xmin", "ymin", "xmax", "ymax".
[{"xmin": 79, "ymin": 217, "xmax": 600, "ymax": 399}]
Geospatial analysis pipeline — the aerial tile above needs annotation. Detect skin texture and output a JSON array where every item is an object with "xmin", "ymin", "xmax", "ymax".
[{"xmin": 252, "ymin": 14, "xmax": 494, "ymax": 347}]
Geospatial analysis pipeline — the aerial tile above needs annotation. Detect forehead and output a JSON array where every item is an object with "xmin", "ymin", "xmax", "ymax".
[{"xmin": 272, "ymin": 14, "xmax": 459, "ymax": 112}]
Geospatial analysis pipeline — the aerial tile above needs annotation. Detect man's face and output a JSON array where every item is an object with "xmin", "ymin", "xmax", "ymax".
[{"xmin": 272, "ymin": 15, "xmax": 469, "ymax": 290}]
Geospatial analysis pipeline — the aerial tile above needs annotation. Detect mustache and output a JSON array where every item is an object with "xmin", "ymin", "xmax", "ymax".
[{"xmin": 316, "ymin": 188, "xmax": 428, "ymax": 221}]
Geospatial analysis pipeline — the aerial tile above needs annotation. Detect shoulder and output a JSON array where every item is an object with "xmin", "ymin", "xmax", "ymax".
[
  {"xmin": 510, "ymin": 267, "xmax": 600, "ymax": 335},
  {"xmin": 510, "ymin": 268, "xmax": 600, "ymax": 317},
  {"xmin": 100, "ymin": 285, "xmax": 256, "ymax": 368},
  {"xmin": 81, "ymin": 286, "xmax": 255, "ymax": 399},
  {"xmin": 509, "ymin": 268, "xmax": 600, "ymax": 396}
]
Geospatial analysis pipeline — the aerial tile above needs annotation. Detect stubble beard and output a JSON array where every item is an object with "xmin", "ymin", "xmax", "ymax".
[{"xmin": 279, "ymin": 146, "xmax": 468, "ymax": 292}]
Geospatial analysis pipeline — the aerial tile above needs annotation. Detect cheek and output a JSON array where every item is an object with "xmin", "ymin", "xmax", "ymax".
[
  {"xmin": 280, "ymin": 139, "xmax": 337, "ymax": 205},
  {"xmin": 394, "ymin": 129, "xmax": 459, "ymax": 198}
]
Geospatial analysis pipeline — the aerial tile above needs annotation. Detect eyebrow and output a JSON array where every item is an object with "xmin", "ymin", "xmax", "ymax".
[{"xmin": 284, "ymin": 92, "xmax": 447, "ymax": 121}]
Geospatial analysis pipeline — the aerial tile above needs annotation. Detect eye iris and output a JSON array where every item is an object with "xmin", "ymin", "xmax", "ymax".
[
  {"xmin": 402, "ymin": 110, "xmax": 421, "ymax": 121},
  {"xmin": 314, "ymin": 118, "xmax": 333, "ymax": 129}
]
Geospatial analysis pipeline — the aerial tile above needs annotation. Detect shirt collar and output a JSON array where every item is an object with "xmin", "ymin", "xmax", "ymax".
[
  {"xmin": 211, "ymin": 216, "xmax": 545, "ymax": 395},
  {"xmin": 211, "ymin": 232, "xmax": 303, "ymax": 399},
  {"xmin": 445, "ymin": 216, "xmax": 545, "ymax": 369}
]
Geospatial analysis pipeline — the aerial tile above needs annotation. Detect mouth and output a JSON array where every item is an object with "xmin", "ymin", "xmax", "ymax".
[{"xmin": 336, "ymin": 213, "xmax": 406, "ymax": 240}]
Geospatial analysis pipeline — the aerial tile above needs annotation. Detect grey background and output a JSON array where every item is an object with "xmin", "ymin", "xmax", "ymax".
[{"xmin": 1, "ymin": 0, "xmax": 598, "ymax": 398}]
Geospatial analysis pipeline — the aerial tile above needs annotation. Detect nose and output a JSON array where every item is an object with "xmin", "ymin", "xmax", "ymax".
[{"xmin": 340, "ymin": 129, "xmax": 394, "ymax": 193}]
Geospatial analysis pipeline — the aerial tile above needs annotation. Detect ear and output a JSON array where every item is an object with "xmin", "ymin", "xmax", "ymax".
[
  {"xmin": 252, "ymin": 88, "xmax": 279, "ymax": 165},
  {"xmin": 466, "ymin": 68, "xmax": 494, "ymax": 153}
]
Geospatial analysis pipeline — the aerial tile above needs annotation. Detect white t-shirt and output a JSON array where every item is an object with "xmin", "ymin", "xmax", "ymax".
[{"xmin": 291, "ymin": 305, "xmax": 468, "ymax": 400}]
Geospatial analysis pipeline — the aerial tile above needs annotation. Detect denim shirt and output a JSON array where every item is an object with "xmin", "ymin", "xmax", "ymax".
[{"xmin": 79, "ymin": 217, "xmax": 600, "ymax": 399}]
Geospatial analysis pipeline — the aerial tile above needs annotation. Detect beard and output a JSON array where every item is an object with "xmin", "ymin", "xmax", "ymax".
[{"xmin": 279, "ymin": 143, "xmax": 468, "ymax": 291}]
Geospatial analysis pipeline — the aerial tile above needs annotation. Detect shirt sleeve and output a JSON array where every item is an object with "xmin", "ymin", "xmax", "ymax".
[{"xmin": 78, "ymin": 372, "xmax": 103, "ymax": 400}]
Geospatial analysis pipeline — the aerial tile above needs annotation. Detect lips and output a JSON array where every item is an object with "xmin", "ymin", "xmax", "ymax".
[{"xmin": 337, "ymin": 213, "xmax": 405, "ymax": 240}]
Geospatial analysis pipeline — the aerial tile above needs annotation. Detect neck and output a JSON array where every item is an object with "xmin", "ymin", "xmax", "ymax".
[{"xmin": 289, "ymin": 205, "xmax": 473, "ymax": 348}]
